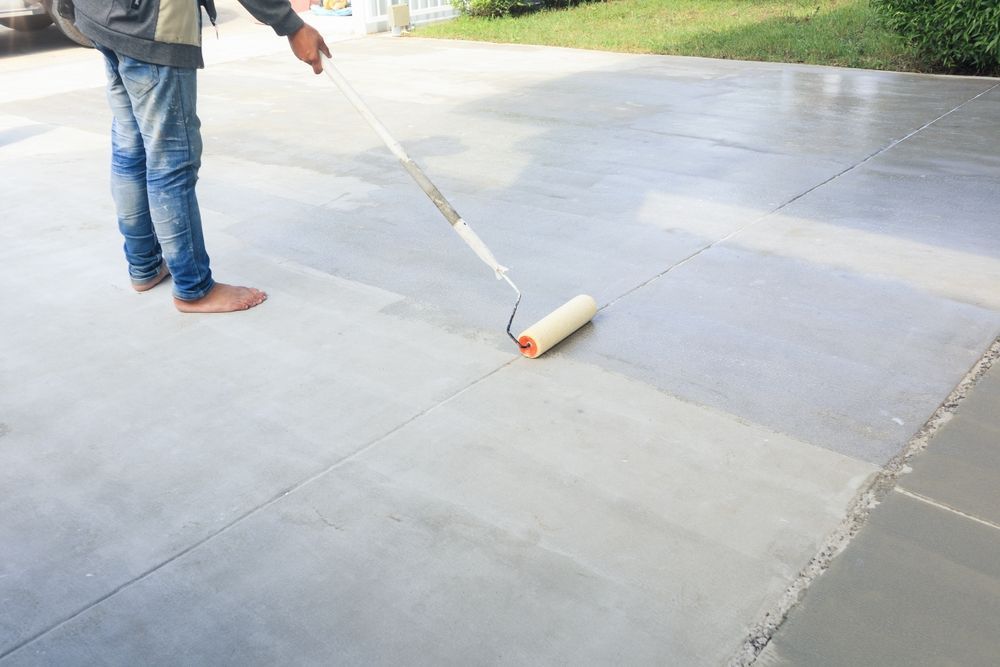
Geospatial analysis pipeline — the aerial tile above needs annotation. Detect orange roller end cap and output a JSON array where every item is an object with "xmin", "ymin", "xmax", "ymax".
[{"xmin": 518, "ymin": 336, "xmax": 539, "ymax": 358}]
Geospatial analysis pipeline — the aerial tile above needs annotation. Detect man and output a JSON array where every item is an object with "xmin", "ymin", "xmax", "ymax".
[{"xmin": 71, "ymin": 0, "xmax": 330, "ymax": 312}]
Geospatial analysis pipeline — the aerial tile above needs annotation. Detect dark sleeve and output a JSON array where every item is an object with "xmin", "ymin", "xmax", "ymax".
[{"xmin": 236, "ymin": 0, "xmax": 305, "ymax": 36}]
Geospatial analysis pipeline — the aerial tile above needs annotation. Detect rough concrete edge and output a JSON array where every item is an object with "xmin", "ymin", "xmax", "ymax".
[{"xmin": 726, "ymin": 335, "xmax": 1000, "ymax": 667}]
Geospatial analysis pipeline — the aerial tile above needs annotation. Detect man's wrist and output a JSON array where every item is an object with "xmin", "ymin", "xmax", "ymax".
[{"xmin": 272, "ymin": 8, "xmax": 305, "ymax": 37}]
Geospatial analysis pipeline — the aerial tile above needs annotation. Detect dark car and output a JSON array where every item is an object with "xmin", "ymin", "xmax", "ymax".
[{"xmin": 0, "ymin": 0, "xmax": 90, "ymax": 46}]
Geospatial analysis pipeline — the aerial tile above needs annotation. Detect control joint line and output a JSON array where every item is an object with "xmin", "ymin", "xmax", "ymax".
[{"xmin": 895, "ymin": 486, "xmax": 1000, "ymax": 532}]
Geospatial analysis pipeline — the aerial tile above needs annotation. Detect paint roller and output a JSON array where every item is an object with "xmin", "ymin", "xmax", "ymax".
[{"xmin": 321, "ymin": 54, "xmax": 595, "ymax": 358}]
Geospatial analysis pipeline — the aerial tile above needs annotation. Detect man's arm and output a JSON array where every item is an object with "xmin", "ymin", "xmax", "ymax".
[{"xmin": 237, "ymin": 0, "xmax": 331, "ymax": 73}]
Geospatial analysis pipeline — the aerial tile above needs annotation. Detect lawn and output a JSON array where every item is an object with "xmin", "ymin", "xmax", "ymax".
[{"xmin": 417, "ymin": 0, "xmax": 927, "ymax": 73}]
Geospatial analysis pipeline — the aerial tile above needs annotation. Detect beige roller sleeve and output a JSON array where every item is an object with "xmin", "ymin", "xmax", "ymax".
[{"xmin": 517, "ymin": 295, "xmax": 598, "ymax": 358}]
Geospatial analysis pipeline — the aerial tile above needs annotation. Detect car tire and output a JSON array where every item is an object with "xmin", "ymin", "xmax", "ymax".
[
  {"xmin": 0, "ymin": 15, "xmax": 54, "ymax": 31},
  {"xmin": 44, "ymin": 0, "xmax": 92, "ymax": 47}
]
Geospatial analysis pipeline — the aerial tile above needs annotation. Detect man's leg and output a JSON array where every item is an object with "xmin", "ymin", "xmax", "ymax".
[
  {"xmin": 98, "ymin": 45, "xmax": 170, "ymax": 292},
  {"xmin": 107, "ymin": 51, "xmax": 265, "ymax": 311}
]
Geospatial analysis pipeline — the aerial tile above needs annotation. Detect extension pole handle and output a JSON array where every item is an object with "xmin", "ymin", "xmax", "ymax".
[
  {"xmin": 321, "ymin": 54, "xmax": 409, "ymax": 167},
  {"xmin": 320, "ymin": 53, "xmax": 508, "ymax": 279}
]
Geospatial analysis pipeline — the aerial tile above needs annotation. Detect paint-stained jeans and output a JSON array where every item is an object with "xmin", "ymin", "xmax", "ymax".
[{"xmin": 97, "ymin": 45, "xmax": 214, "ymax": 300}]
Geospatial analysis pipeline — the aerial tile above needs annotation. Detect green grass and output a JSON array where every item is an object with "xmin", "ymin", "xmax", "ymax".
[{"xmin": 418, "ymin": 0, "xmax": 931, "ymax": 73}]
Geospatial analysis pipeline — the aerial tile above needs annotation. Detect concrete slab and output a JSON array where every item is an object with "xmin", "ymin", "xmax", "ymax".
[
  {"xmin": 760, "ymin": 489, "xmax": 1000, "ymax": 667},
  {"xmin": 2, "ymin": 5, "xmax": 1000, "ymax": 664}
]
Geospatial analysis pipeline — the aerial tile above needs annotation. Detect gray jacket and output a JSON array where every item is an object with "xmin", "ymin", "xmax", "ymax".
[{"xmin": 73, "ymin": 0, "xmax": 304, "ymax": 69}]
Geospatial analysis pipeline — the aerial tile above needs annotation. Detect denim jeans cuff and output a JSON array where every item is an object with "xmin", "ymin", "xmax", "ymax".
[
  {"xmin": 173, "ymin": 278, "xmax": 215, "ymax": 302},
  {"xmin": 130, "ymin": 261, "xmax": 167, "ymax": 286}
]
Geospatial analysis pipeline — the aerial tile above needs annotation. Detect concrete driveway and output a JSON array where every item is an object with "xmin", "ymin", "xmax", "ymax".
[{"xmin": 2, "ymin": 4, "xmax": 998, "ymax": 664}]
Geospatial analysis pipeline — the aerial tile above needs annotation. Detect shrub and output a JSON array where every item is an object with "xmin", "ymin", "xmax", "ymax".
[
  {"xmin": 872, "ymin": 0, "xmax": 1000, "ymax": 72},
  {"xmin": 451, "ymin": 0, "xmax": 594, "ymax": 18},
  {"xmin": 451, "ymin": 0, "xmax": 528, "ymax": 17},
  {"xmin": 539, "ymin": 0, "xmax": 590, "ymax": 8}
]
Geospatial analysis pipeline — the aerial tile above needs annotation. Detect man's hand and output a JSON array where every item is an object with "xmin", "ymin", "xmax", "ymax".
[{"xmin": 288, "ymin": 24, "xmax": 331, "ymax": 74}]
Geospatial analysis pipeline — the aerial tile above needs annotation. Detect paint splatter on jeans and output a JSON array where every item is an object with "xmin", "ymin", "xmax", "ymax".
[{"xmin": 97, "ymin": 44, "xmax": 214, "ymax": 300}]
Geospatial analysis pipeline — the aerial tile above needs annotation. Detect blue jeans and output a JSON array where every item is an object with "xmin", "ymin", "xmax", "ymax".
[{"xmin": 97, "ymin": 45, "xmax": 214, "ymax": 300}]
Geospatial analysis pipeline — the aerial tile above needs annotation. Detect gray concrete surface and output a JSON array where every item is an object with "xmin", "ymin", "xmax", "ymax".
[
  {"xmin": 1, "ymin": 3, "xmax": 999, "ymax": 664},
  {"xmin": 902, "ymin": 366, "xmax": 1000, "ymax": 526},
  {"xmin": 760, "ymin": 360, "xmax": 1000, "ymax": 666}
]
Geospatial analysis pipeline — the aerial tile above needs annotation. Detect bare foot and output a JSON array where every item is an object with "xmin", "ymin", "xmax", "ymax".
[
  {"xmin": 174, "ymin": 283, "xmax": 267, "ymax": 313},
  {"xmin": 133, "ymin": 264, "xmax": 171, "ymax": 293}
]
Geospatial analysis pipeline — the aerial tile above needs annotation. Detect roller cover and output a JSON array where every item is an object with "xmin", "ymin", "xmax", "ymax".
[{"xmin": 517, "ymin": 294, "xmax": 597, "ymax": 358}]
